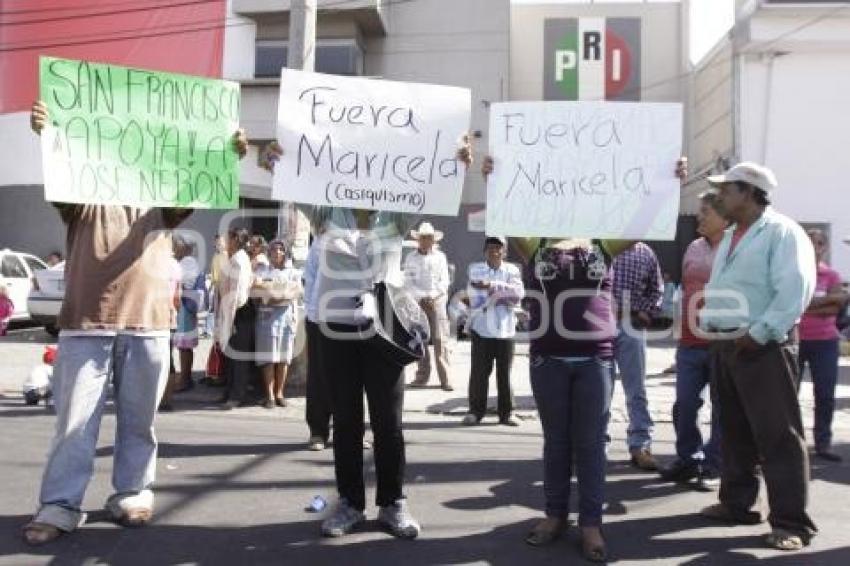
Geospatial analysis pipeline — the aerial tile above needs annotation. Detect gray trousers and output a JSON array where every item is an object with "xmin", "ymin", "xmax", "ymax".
[
  {"xmin": 712, "ymin": 339, "xmax": 817, "ymax": 540},
  {"xmin": 414, "ymin": 296, "xmax": 451, "ymax": 386},
  {"xmin": 33, "ymin": 334, "xmax": 170, "ymax": 531}
]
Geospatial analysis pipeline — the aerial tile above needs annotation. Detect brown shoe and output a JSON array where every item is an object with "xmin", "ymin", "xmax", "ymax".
[
  {"xmin": 700, "ymin": 503, "xmax": 763, "ymax": 525},
  {"xmin": 22, "ymin": 522, "xmax": 62, "ymax": 546},
  {"xmin": 408, "ymin": 380, "xmax": 429, "ymax": 388},
  {"xmin": 630, "ymin": 448, "xmax": 658, "ymax": 471}
]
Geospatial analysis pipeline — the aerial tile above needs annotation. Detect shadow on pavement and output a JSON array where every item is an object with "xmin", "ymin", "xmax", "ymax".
[
  {"xmin": 5, "ymin": 511, "xmax": 831, "ymax": 565},
  {"xmin": 810, "ymin": 442, "xmax": 850, "ymax": 487},
  {"xmin": 425, "ymin": 395, "xmax": 538, "ymax": 415},
  {"xmin": 93, "ymin": 441, "xmax": 306, "ymax": 460},
  {"xmin": 0, "ymin": 325, "xmax": 56, "ymax": 345},
  {"xmin": 1, "ymin": 450, "xmax": 846, "ymax": 565}
]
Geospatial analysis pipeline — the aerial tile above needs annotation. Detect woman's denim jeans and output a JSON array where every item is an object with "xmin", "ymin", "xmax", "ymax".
[{"xmin": 530, "ymin": 355, "xmax": 613, "ymax": 527}]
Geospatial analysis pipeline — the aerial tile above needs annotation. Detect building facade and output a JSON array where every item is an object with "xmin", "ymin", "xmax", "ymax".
[
  {"xmin": 688, "ymin": 0, "xmax": 850, "ymax": 275},
  {"xmin": 0, "ymin": 0, "xmax": 510, "ymax": 285},
  {"xmin": 2, "ymin": 0, "xmax": 733, "ymax": 285}
]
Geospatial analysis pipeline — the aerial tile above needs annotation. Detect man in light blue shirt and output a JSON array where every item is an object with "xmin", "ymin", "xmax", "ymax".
[{"xmin": 698, "ymin": 162, "xmax": 817, "ymax": 551}]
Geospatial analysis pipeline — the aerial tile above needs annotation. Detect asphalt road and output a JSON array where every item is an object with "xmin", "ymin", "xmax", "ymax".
[{"xmin": 1, "ymin": 325, "xmax": 849, "ymax": 565}]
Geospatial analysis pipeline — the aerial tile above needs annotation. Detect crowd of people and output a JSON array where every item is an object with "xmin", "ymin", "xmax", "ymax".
[
  {"xmin": 153, "ymin": 230, "xmax": 305, "ymax": 412},
  {"xmin": 17, "ymin": 100, "xmax": 846, "ymax": 562}
]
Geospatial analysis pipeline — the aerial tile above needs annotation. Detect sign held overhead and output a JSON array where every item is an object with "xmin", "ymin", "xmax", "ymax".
[
  {"xmin": 485, "ymin": 101, "xmax": 683, "ymax": 240},
  {"xmin": 273, "ymin": 69, "xmax": 472, "ymax": 215},
  {"xmin": 39, "ymin": 56, "xmax": 241, "ymax": 209}
]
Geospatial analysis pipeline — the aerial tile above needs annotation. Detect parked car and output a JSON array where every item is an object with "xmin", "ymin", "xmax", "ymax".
[
  {"xmin": 1, "ymin": 248, "xmax": 49, "ymax": 324},
  {"xmin": 28, "ymin": 261, "xmax": 65, "ymax": 336}
]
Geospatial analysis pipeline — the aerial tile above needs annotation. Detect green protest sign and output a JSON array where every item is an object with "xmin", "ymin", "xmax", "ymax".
[{"xmin": 39, "ymin": 56, "xmax": 241, "ymax": 209}]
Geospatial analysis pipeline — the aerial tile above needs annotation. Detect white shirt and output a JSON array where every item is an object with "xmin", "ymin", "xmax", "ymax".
[
  {"xmin": 303, "ymin": 207, "xmax": 409, "ymax": 325},
  {"xmin": 254, "ymin": 262, "xmax": 302, "ymax": 328},
  {"xmin": 403, "ymin": 248, "xmax": 450, "ymax": 300},
  {"xmin": 178, "ymin": 256, "xmax": 200, "ymax": 289},
  {"xmin": 216, "ymin": 249, "xmax": 253, "ymax": 345},
  {"xmin": 467, "ymin": 261, "xmax": 525, "ymax": 339},
  {"xmin": 303, "ymin": 237, "xmax": 321, "ymax": 323}
]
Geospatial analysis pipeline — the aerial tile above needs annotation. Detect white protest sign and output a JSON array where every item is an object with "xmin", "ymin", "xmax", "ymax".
[
  {"xmin": 273, "ymin": 69, "xmax": 471, "ymax": 215},
  {"xmin": 486, "ymin": 101, "xmax": 683, "ymax": 239}
]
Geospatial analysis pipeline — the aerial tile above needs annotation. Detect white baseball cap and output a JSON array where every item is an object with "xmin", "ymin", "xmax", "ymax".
[{"xmin": 707, "ymin": 162, "xmax": 778, "ymax": 193}]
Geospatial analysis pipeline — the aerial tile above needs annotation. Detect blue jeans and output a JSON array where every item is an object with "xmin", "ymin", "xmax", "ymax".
[
  {"xmin": 798, "ymin": 339, "xmax": 839, "ymax": 449},
  {"xmin": 612, "ymin": 327, "xmax": 653, "ymax": 449},
  {"xmin": 673, "ymin": 346, "xmax": 721, "ymax": 471},
  {"xmin": 33, "ymin": 334, "xmax": 170, "ymax": 531},
  {"xmin": 530, "ymin": 355, "xmax": 613, "ymax": 527}
]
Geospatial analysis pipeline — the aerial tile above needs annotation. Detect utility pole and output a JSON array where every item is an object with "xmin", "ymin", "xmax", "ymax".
[
  {"xmin": 280, "ymin": 0, "xmax": 318, "ymax": 252},
  {"xmin": 282, "ymin": 1, "xmax": 318, "ymax": 391},
  {"xmin": 287, "ymin": 0, "xmax": 317, "ymax": 71}
]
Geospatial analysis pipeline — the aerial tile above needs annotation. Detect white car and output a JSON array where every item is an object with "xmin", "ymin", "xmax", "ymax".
[
  {"xmin": 28, "ymin": 261, "xmax": 65, "ymax": 336},
  {"xmin": 1, "ymin": 249, "xmax": 49, "ymax": 325}
]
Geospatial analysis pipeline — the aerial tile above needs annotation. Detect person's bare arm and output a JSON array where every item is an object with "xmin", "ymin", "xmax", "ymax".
[
  {"xmin": 807, "ymin": 284, "xmax": 847, "ymax": 310},
  {"xmin": 806, "ymin": 304, "xmax": 842, "ymax": 316}
]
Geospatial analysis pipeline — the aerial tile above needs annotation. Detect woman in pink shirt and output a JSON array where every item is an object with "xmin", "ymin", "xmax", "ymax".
[
  {"xmin": 0, "ymin": 283, "xmax": 14, "ymax": 336},
  {"xmin": 798, "ymin": 230, "xmax": 846, "ymax": 462}
]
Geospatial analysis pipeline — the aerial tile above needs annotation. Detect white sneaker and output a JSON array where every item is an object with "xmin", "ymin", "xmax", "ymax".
[
  {"xmin": 378, "ymin": 498, "xmax": 421, "ymax": 539},
  {"xmin": 321, "ymin": 499, "xmax": 365, "ymax": 537},
  {"xmin": 462, "ymin": 413, "xmax": 481, "ymax": 426},
  {"xmin": 307, "ymin": 435, "xmax": 326, "ymax": 451}
]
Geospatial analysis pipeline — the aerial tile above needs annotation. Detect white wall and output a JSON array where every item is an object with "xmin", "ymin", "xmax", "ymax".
[
  {"xmin": 223, "ymin": 0, "xmax": 258, "ymax": 81},
  {"xmin": 364, "ymin": 0, "xmax": 510, "ymax": 204},
  {"xmin": 740, "ymin": 48, "xmax": 850, "ymax": 276},
  {"xmin": 0, "ymin": 112, "xmax": 42, "ymax": 187}
]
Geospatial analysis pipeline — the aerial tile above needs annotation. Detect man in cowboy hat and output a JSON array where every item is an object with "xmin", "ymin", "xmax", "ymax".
[
  {"xmin": 698, "ymin": 162, "xmax": 818, "ymax": 551},
  {"xmin": 404, "ymin": 222, "xmax": 453, "ymax": 391}
]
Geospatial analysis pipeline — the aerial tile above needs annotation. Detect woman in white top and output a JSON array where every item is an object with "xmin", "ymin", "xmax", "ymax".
[
  {"xmin": 262, "ymin": 139, "xmax": 472, "ymax": 541},
  {"xmin": 173, "ymin": 236, "xmax": 201, "ymax": 390},
  {"xmin": 253, "ymin": 240, "xmax": 303, "ymax": 408},
  {"xmin": 217, "ymin": 228, "xmax": 255, "ymax": 409}
]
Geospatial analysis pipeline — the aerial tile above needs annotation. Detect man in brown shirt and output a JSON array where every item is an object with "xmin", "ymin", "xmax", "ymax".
[{"xmin": 23, "ymin": 101, "xmax": 246, "ymax": 545}]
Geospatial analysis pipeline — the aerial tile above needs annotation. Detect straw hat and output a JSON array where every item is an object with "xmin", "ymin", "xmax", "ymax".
[{"xmin": 410, "ymin": 222, "xmax": 444, "ymax": 241}]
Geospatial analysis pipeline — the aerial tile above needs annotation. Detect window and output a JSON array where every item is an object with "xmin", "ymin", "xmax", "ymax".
[
  {"xmin": 255, "ymin": 40, "xmax": 364, "ymax": 78},
  {"xmin": 315, "ymin": 44, "xmax": 363, "ymax": 76},
  {"xmin": 1, "ymin": 255, "xmax": 28, "ymax": 278},
  {"xmin": 256, "ymin": 42, "xmax": 288, "ymax": 78},
  {"xmin": 24, "ymin": 256, "xmax": 47, "ymax": 273}
]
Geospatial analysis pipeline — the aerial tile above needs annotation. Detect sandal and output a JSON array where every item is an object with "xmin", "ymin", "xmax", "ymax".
[
  {"xmin": 21, "ymin": 521, "xmax": 62, "ymax": 546},
  {"xmin": 525, "ymin": 517, "xmax": 566, "ymax": 546},
  {"xmin": 765, "ymin": 529, "xmax": 804, "ymax": 551},
  {"xmin": 580, "ymin": 527, "xmax": 608, "ymax": 563}
]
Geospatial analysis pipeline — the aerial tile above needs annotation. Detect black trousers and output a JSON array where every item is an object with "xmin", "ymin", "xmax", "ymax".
[
  {"xmin": 468, "ymin": 331, "xmax": 515, "ymax": 420},
  {"xmin": 305, "ymin": 319, "xmax": 332, "ymax": 440},
  {"xmin": 711, "ymin": 339, "xmax": 817, "ymax": 540},
  {"xmin": 224, "ymin": 302, "xmax": 256, "ymax": 403},
  {"xmin": 318, "ymin": 323, "xmax": 406, "ymax": 511}
]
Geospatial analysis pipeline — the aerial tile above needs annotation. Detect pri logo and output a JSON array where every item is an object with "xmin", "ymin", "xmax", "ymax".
[{"xmin": 544, "ymin": 18, "xmax": 641, "ymax": 101}]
